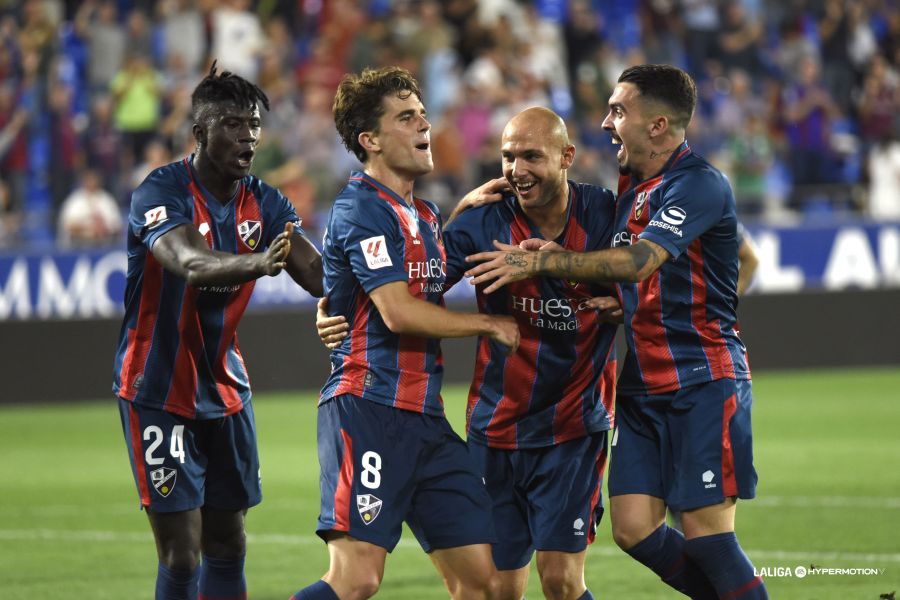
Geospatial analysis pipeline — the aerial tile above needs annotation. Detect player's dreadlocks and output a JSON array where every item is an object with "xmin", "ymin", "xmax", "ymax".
[{"xmin": 191, "ymin": 60, "xmax": 270, "ymax": 120}]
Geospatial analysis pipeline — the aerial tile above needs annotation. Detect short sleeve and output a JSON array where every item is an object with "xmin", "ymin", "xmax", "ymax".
[
  {"xmin": 334, "ymin": 199, "xmax": 409, "ymax": 294},
  {"xmin": 443, "ymin": 208, "xmax": 483, "ymax": 288},
  {"xmin": 257, "ymin": 182, "xmax": 306, "ymax": 246},
  {"xmin": 129, "ymin": 175, "xmax": 194, "ymax": 250},
  {"xmin": 640, "ymin": 171, "xmax": 728, "ymax": 259}
]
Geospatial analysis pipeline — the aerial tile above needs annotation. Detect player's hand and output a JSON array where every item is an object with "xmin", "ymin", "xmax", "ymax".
[
  {"xmin": 519, "ymin": 238, "xmax": 564, "ymax": 252},
  {"xmin": 486, "ymin": 314, "xmax": 520, "ymax": 356},
  {"xmin": 316, "ymin": 297, "xmax": 349, "ymax": 350},
  {"xmin": 460, "ymin": 177, "xmax": 509, "ymax": 210},
  {"xmin": 262, "ymin": 222, "xmax": 293, "ymax": 276},
  {"xmin": 465, "ymin": 240, "xmax": 539, "ymax": 294},
  {"xmin": 586, "ymin": 296, "xmax": 623, "ymax": 324}
]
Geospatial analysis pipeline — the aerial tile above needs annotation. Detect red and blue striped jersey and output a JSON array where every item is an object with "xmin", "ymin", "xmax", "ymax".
[
  {"xmin": 613, "ymin": 142, "xmax": 751, "ymax": 395},
  {"xmin": 320, "ymin": 172, "xmax": 447, "ymax": 416},
  {"xmin": 444, "ymin": 182, "xmax": 618, "ymax": 449},
  {"xmin": 112, "ymin": 156, "xmax": 304, "ymax": 419}
]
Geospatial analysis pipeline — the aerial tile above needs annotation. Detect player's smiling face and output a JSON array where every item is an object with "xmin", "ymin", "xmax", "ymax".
[
  {"xmin": 500, "ymin": 120, "xmax": 573, "ymax": 211},
  {"xmin": 369, "ymin": 92, "xmax": 432, "ymax": 178},
  {"xmin": 603, "ymin": 82, "xmax": 649, "ymax": 178},
  {"xmin": 196, "ymin": 101, "xmax": 261, "ymax": 181}
]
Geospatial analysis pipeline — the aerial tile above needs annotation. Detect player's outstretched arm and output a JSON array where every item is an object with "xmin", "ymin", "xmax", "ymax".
[
  {"xmin": 465, "ymin": 239, "xmax": 671, "ymax": 294},
  {"xmin": 283, "ymin": 222, "xmax": 325, "ymax": 297},
  {"xmin": 151, "ymin": 222, "xmax": 291, "ymax": 286},
  {"xmin": 369, "ymin": 281, "xmax": 520, "ymax": 355},
  {"xmin": 445, "ymin": 177, "xmax": 510, "ymax": 225},
  {"xmin": 316, "ymin": 297, "xmax": 349, "ymax": 350}
]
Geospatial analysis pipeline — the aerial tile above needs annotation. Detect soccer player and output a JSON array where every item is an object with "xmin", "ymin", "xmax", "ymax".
[
  {"xmin": 466, "ymin": 65, "xmax": 768, "ymax": 599},
  {"xmin": 318, "ymin": 106, "xmax": 619, "ymax": 600},
  {"xmin": 113, "ymin": 63, "xmax": 324, "ymax": 600},
  {"xmin": 290, "ymin": 66, "xmax": 519, "ymax": 600}
]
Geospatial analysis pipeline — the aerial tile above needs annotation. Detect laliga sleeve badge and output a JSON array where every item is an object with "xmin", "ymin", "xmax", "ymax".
[
  {"xmin": 150, "ymin": 467, "xmax": 177, "ymax": 497},
  {"xmin": 357, "ymin": 494, "xmax": 383, "ymax": 525}
]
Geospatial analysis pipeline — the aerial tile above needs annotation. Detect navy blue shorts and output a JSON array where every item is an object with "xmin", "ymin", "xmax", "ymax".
[
  {"xmin": 118, "ymin": 398, "xmax": 261, "ymax": 513},
  {"xmin": 468, "ymin": 432, "xmax": 608, "ymax": 570},
  {"xmin": 608, "ymin": 378, "xmax": 758, "ymax": 512},
  {"xmin": 316, "ymin": 394, "xmax": 495, "ymax": 552}
]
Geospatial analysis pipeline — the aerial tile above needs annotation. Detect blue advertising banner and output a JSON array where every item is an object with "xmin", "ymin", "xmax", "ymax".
[{"xmin": 1, "ymin": 221, "xmax": 898, "ymax": 320}]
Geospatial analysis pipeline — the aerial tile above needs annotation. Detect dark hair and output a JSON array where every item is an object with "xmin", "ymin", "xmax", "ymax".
[
  {"xmin": 333, "ymin": 66, "xmax": 423, "ymax": 163},
  {"xmin": 618, "ymin": 64, "xmax": 697, "ymax": 129},
  {"xmin": 191, "ymin": 61, "xmax": 270, "ymax": 121}
]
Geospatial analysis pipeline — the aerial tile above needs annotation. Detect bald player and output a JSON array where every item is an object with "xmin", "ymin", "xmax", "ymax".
[{"xmin": 444, "ymin": 107, "xmax": 619, "ymax": 600}]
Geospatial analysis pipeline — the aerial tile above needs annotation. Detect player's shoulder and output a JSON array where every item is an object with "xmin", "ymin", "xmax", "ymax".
[
  {"xmin": 241, "ymin": 173, "xmax": 282, "ymax": 201},
  {"xmin": 131, "ymin": 159, "xmax": 191, "ymax": 208},
  {"xmin": 664, "ymin": 152, "xmax": 731, "ymax": 199},
  {"xmin": 570, "ymin": 180, "xmax": 616, "ymax": 210}
]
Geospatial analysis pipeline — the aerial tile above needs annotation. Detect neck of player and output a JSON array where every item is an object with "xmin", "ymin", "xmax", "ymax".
[
  {"xmin": 365, "ymin": 164, "xmax": 416, "ymax": 206},
  {"xmin": 193, "ymin": 154, "xmax": 240, "ymax": 204}
]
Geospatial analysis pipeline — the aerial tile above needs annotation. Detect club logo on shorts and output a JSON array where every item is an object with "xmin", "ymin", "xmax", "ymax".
[
  {"xmin": 150, "ymin": 467, "xmax": 177, "ymax": 497},
  {"xmin": 634, "ymin": 192, "xmax": 648, "ymax": 220},
  {"xmin": 357, "ymin": 494, "xmax": 383, "ymax": 525},
  {"xmin": 702, "ymin": 470, "xmax": 717, "ymax": 489},
  {"xmin": 238, "ymin": 220, "xmax": 262, "ymax": 250}
]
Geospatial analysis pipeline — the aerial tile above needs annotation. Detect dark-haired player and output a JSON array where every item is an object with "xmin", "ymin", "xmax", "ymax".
[
  {"xmin": 113, "ymin": 62, "xmax": 324, "ymax": 599},
  {"xmin": 466, "ymin": 65, "xmax": 768, "ymax": 599},
  {"xmin": 291, "ymin": 66, "xmax": 519, "ymax": 600}
]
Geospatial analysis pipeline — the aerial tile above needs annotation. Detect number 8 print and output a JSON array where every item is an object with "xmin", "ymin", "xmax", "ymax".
[{"xmin": 361, "ymin": 450, "xmax": 382, "ymax": 489}]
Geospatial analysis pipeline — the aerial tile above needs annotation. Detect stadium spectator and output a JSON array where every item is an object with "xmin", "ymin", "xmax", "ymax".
[
  {"xmin": 110, "ymin": 53, "xmax": 163, "ymax": 165},
  {"xmin": 867, "ymin": 130, "xmax": 900, "ymax": 220},
  {"xmin": 47, "ymin": 81, "xmax": 80, "ymax": 217},
  {"xmin": 291, "ymin": 66, "xmax": 518, "ymax": 600},
  {"xmin": 57, "ymin": 168, "xmax": 122, "ymax": 247},
  {"xmin": 466, "ymin": 64, "xmax": 768, "ymax": 600},
  {"xmin": 74, "ymin": 0, "xmax": 126, "ymax": 98},
  {"xmin": 0, "ymin": 81, "xmax": 29, "ymax": 233},
  {"xmin": 82, "ymin": 94, "xmax": 123, "ymax": 197},
  {"xmin": 113, "ymin": 64, "xmax": 324, "ymax": 600},
  {"xmin": 210, "ymin": 0, "xmax": 264, "ymax": 81}
]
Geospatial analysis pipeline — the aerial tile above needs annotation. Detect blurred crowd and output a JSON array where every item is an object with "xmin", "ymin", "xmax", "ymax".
[{"xmin": 0, "ymin": 0, "xmax": 898, "ymax": 250}]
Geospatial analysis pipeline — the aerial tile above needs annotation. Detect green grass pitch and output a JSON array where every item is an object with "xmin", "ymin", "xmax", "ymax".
[{"xmin": 1, "ymin": 367, "xmax": 898, "ymax": 598}]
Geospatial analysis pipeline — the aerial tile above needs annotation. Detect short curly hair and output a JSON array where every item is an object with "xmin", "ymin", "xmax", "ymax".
[
  {"xmin": 192, "ymin": 60, "xmax": 269, "ymax": 122},
  {"xmin": 333, "ymin": 66, "xmax": 423, "ymax": 163}
]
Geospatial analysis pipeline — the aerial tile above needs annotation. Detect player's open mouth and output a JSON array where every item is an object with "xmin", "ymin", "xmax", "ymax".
[
  {"xmin": 237, "ymin": 150, "xmax": 254, "ymax": 168},
  {"xmin": 415, "ymin": 142, "xmax": 430, "ymax": 152},
  {"xmin": 514, "ymin": 181, "xmax": 536, "ymax": 196},
  {"xmin": 610, "ymin": 135, "xmax": 622, "ymax": 145}
]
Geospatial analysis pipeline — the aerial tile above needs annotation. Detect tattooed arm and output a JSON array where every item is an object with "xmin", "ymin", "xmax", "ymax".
[{"xmin": 465, "ymin": 239, "xmax": 671, "ymax": 294}]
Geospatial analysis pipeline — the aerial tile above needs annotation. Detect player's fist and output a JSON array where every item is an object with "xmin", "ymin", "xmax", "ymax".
[{"xmin": 316, "ymin": 297, "xmax": 349, "ymax": 350}]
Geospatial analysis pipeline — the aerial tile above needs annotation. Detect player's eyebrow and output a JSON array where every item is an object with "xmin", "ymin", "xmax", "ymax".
[{"xmin": 609, "ymin": 102, "xmax": 626, "ymax": 112}]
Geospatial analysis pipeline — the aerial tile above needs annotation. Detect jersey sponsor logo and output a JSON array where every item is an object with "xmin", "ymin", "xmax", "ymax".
[
  {"xmin": 357, "ymin": 494, "xmax": 383, "ymax": 524},
  {"xmin": 648, "ymin": 219, "xmax": 683, "ymax": 237},
  {"xmin": 510, "ymin": 294, "xmax": 594, "ymax": 331},
  {"xmin": 360, "ymin": 235, "xmax": 393, "ymax": 269},
  {"xmin": 144, "ymin": 206, "xmax": 169, "ymax": 229},
  {"xmin": 702, "ymin": 469, "xmax": 717, "ymax": 489},
  {"xmin": 612, "ymin": 231, "xmax": 638, "ymax": 247},
  {"xmin": 634, "ymin": 191, "xmax": 648, "ymax": 220},
  {"xmin": 661, "ymin": 206, "xmax": 686, "ymax": 226},
  {"xmin": 238, "ymin": 220, "xmax": 262, "ymax": 250},
  {"xmin": 150, "ymin": 466, "xmax": 177, "ymax": 497}
]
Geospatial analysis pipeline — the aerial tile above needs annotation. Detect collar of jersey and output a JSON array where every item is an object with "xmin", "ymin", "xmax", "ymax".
[
  {"xmin": 186, "ymin": 154, "xmax": 241, "ymax": 210},
  {"xmin": 511, "ymin": 180, "xmax": 575, "ymax": 243},
  {"xmin": 349, "ymin": 170, "xmax": 420, "ymax": 209}
]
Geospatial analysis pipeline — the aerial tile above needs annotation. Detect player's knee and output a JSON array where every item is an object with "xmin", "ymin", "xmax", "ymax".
[
  {"xmin": 538, "ymin": 566, "xmax": 579, "ymax": 600},
  {"xmin": 447, "ymin": 567, "xmax": 501, "ymax": 600},
  {"xmin": 611, "ymin": 518, "xmax": 647, "ymax": 551},
  {"xmin": 158, "ymin": 545, "xmax": 201, "ymax": 572},
  {"xmin": 202, "ymin": 525, "xmax": 246, "ymax": 558}
]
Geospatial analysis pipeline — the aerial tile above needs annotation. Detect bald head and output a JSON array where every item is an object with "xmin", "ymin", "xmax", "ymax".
[{"xmin": 503, "ymin": 106, "xmax": 570, "ymax": 149}]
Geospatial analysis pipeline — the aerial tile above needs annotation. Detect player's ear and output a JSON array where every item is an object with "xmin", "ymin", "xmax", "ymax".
[
  {"xmin": 359, "ymin": 131, "xmax": 379, "ymax": 154},
  {"xmin": 192, "ymin": 123, "xmax": 205, "ymax": 147},
  {"xmin": 648, "ymin": 114, "xmax": 668, "ymax": 139},
  {"xmin": 560, "ymin": 144, "xmax": 575, "ymax": 170}
]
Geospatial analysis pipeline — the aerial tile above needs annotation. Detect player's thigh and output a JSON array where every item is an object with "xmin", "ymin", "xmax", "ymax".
[
  {"xmin": 608, "ymin": 394, "xmax": 668, "ymax": 500},
  {"xmin": 468, "ymin": 441, "xmax": 533, "ymax": 571},
  {"xmin": 681, "ymin": 497, "xmax": 737, "ymax": 539},
  {"xmin": 203, "ymin": 402, "xmax": 262, "ymax": 511},
  {"xmin": 406, "ymin": 418, "xmax": 496, "ymax": 553},
  {"xmin": 430, "ymin": 543, "xmax": 498, "ymax": 596},
  {"xmin": 118, "ymin": 398, "xmax": 205, "ymax": 513},
  {"xmin": 146, "ymin": 507, "xmax": 202, "ymax": 567},
  {"xmin": 315, "ymin": 395, "xmax": 418, "ymax": 551},
  {"xmin": 528, "ymin": 433, "xmax": 608, "ymax": 552},
  {"xmin": 667, "ymin": 379, "xmax": 758, "ymax": 512},
  {"xmin": 200, "ymin": 506, "xmax": 247, "ymax": 557}
]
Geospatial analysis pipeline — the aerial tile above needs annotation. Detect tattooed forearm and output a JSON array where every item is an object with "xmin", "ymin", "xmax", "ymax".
[{"xmin": 534, "ymin": 241, "xmax": 668, "ymax": 283}]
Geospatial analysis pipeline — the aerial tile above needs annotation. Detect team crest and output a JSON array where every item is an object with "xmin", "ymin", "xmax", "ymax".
[
  {"xmin": 634, "ymin": 192, "xmax": 648, "ymax": 220},
  {"xmin": 238, "ymin": 220, "xmax": 262, "ymax": 250},
  {"xmin": 150, "ymin": 467, "xmax": 177, "ymax": 497},
  {"xmin": 357, "ymin": 494, "xmax": 383, "ymax": 525},
  {"xmin": 430, "ymin": 220, "xmax": 441, "ymax": 244}
]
